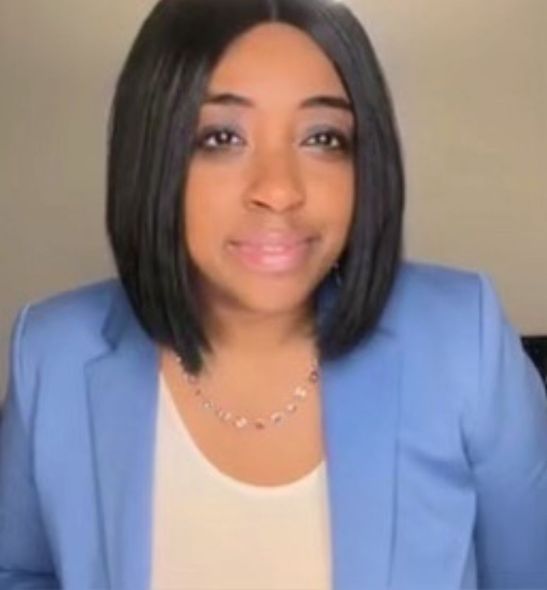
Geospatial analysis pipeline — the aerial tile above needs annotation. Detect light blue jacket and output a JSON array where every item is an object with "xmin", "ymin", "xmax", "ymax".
[{"xmin": 1, "ymin": 262, "xmax": 546, "ymax": 589}]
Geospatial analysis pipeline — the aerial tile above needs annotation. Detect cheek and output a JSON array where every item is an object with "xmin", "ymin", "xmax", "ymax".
[
  {"xmin": 306, "ymin": 164, "xmax": 355, "ymax": 234},
  {"xmin": 184, "ymin": 175, "xmax": 217, "ymax": 258},
  {"xmin": 185, "ymin": 159, "xmax": 245, "ymax": 215},
  {"xmin": 183, "ymin": 166, "xmax": 242, "ymax": 265}
]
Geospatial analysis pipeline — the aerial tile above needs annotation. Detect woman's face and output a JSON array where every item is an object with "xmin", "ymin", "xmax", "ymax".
[{"xmin": 184, "ymin": 23, "xmax": 355, "ymax": 320}]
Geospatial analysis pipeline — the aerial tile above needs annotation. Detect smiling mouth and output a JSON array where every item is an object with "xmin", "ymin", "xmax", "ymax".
[{"xmin": 227, "ymin": 237, "xmax": 317, "ymax": 274}]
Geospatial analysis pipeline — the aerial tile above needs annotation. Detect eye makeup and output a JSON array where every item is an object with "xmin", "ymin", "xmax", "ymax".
[
  {"xmin": 301, "ymin": 126, "xmax": 354, "ymax": 154},
  {"xmin": 193, "ymin": 123, "xmax": 247, "ymax": 153},
  {"xmin": 194, "ymin": 123, "xmax": 354, "ymax": 154}
]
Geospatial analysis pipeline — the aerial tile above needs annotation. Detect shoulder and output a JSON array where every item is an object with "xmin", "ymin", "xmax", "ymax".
[
  {"xmin": 12, "ymin": 278, "xmax": 124, "ymax": 365},
  {"xmin": 381, "ymin": 260, "xmax": 500, "ymax": 335},
  {"xmin": 24, "ymin": 277, "xmax": 121, "ymax": 318},
  {"xmin": 393, "ymin": 260, "xmax": 485, "ymax": 310},
  {"xmin": 375, "ymin": 260, "xmax": 513, "ymax": 374}
]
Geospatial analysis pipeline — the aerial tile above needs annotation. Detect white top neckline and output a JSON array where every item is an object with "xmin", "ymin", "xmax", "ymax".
[{"xmin": 159, "ymin": 372, "xmax": 327, "ymax": 497}]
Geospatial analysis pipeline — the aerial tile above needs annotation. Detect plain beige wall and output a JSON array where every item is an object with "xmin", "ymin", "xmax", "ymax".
[{"xmin": 1, "ymin": 0, "xmax": 546, "ymax": 391}]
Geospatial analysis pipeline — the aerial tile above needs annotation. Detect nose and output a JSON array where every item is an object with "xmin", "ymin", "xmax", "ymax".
[{"xmin": 244, "ymin": 149, "xmax": 306, "ymax": 213}]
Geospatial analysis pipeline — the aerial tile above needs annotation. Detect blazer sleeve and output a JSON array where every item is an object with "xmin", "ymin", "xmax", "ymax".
[
  {"xmin": 462, "ymin": 274, "xmax": 547, "ymax": 589},
  {"xmin": 0, "ymin": 305, "xmax": 60, "ymax": 589}
]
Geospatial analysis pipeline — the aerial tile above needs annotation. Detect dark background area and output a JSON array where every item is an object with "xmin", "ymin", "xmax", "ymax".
[{"xmin": 522, "ymin": 336, "xmax": 547, "ymax": 390}]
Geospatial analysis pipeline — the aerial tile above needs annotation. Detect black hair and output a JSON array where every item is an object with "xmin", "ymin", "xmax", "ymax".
[{"xmin": 106, "ymin": 0, "xmax": 404, "ymax": 373}]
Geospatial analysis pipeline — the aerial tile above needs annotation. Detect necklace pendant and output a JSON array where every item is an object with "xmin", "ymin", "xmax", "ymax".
[
  {"xmin": 285, "ymin": 402, "xmax": 298, "ymax": 414},
  {"xmin": 254, "ymin": 418, "xmax": 267, "ymax": 430},
  {"xmin": 293, "ymin": 386, "xmax": 308, "ymax": 400},
  {"xmin": 234, "ymin": 416, "xmax": 248, "ymax": 429},
  {"xmin": 270, "ymin": 411, "xmax": 285, "ymax": 425}
]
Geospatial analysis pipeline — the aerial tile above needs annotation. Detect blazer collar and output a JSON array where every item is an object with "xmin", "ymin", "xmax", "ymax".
[
  {"xmin": 321, "ymin": 331, "xmax": 401, "ymax": 588},
  {"xmin": 85, "ymin": 283, "xmax": 401, "ymax": 589},
  {"xmin": 85, "ymin": 288, "xmax": 160, "ymax": 590}
]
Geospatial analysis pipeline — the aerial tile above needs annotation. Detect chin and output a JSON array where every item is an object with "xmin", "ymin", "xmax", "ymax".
[
  {"xmin": 212, "ymin": 275, "xmax": 317, "ymax": 317},
  {"xmin": 248, "ymin": 282, "xmax": 315, "ymax": 312}
]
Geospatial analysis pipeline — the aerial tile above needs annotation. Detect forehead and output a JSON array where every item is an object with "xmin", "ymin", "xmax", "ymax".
[{"xmin": 205, "ymin": 23, "xmax": 349, "ymax": 102}]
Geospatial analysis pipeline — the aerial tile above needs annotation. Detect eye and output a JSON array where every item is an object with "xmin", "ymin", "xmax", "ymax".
[
  {"xmin": 195, "ymin": 126, "xmax": 245, "ymax": 151},
  {"xmin": 303, "ymin": 129, "xmax": 353, "ymax": 153}
]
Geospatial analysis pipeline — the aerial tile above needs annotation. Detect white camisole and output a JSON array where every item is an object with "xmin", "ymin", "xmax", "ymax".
[{"xmin": 150, "ymin": 373, "xmax": 332, "ymax": 590}]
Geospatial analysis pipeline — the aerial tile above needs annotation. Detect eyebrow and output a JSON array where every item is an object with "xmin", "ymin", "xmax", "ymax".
[{"xmin": 202, "ymin": 92, "xmax": 353, "ymax": 113}]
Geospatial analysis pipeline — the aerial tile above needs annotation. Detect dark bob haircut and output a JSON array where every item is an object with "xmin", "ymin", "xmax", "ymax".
[{"xmin": 107, "ymin": 0, "xmax": 405, "ymax": 374}]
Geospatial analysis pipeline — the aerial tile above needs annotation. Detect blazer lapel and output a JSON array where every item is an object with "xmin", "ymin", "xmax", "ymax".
[
  {"xmin": 85, "ymin": 291, "xmax": 159, "ymax": 590},
  {"xmin": 321, "ymin": 330, "xmax": 401, "ymax": 589}
]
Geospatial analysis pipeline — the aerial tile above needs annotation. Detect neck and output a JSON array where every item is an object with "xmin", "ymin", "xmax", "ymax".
[
  {"xmin": 194, "ymin": 302, "xmax": 319, "ymax": 413},
  {"xmin": 203, "ymin": 301, "xmax": 316, "ymax": 361}
]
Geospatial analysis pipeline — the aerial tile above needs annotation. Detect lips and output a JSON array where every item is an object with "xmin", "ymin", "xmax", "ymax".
[{"xmin": 227, "ymin": 231, "xmax": 317, "ymax": 274}]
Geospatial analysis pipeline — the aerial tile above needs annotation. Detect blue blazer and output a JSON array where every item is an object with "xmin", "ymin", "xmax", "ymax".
[{"xmin": 1, "ymin": 262, "xmax": 546, "ymax": 590}]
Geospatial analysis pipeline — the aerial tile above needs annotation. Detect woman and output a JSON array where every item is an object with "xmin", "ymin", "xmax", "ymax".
[{"xmin": 1, "ymin": 0, "xmax": 546, "ymax": 588}]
